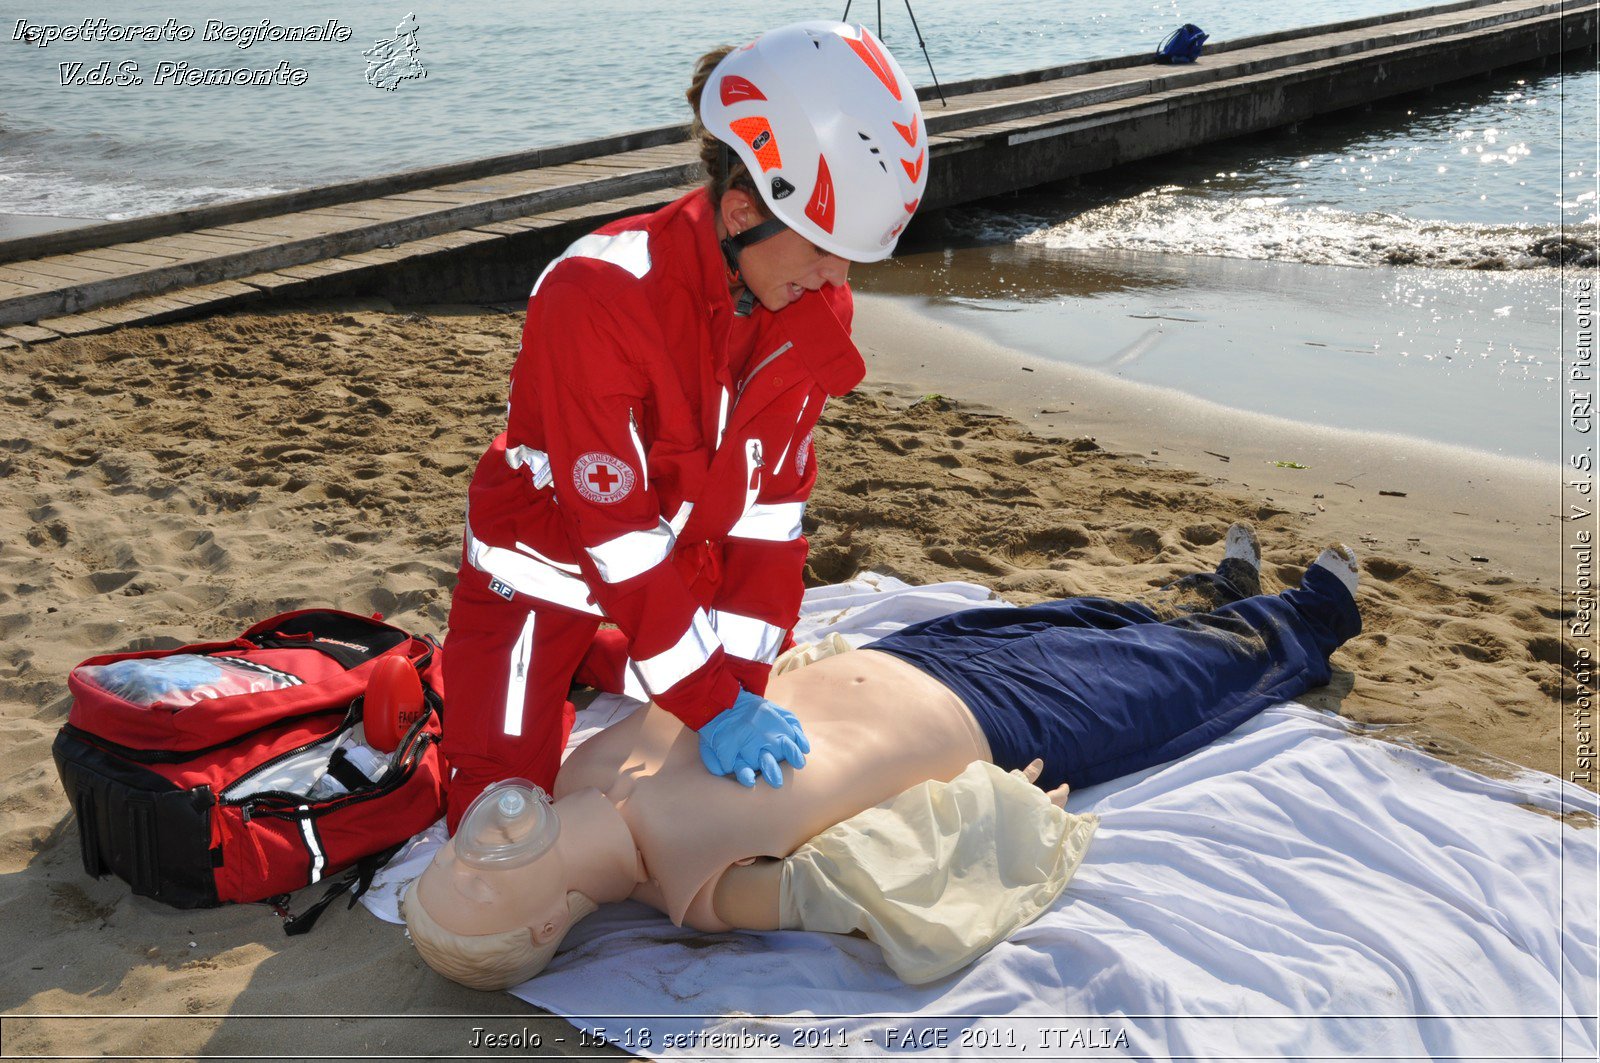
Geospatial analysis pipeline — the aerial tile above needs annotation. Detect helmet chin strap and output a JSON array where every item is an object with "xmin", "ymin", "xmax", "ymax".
[{"xmin": 717, "ymin": 143, "xmax": 789, "ymax": 316}]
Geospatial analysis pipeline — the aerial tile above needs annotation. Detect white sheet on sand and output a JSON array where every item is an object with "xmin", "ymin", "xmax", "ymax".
[{"xmin": 364, "ymin": 574, "xmax": 1600, "ymax": 1061}]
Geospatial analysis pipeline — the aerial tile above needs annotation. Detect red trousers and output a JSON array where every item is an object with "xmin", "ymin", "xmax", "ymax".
[
  {"xmin": 442, "ymin": 562, "xmax": 613, "ymax": 831},
  {"xmin": 441, "ymin": 559, "xmax": 795, "ymax": 833}
]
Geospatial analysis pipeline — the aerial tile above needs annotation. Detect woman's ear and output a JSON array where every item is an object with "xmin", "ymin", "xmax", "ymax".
[{"xmin": 721, "ymin": 186, "xmax": 767, "ymax": 235}]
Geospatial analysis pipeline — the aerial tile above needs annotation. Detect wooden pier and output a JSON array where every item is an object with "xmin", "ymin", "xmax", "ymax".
[{"xmin": 0, "ymin": 0, "xmax": 1592, "ymax": 346}]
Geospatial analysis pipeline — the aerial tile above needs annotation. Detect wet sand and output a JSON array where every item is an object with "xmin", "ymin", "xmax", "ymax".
[{"xmin": 0, "ymin": 292, "xmax": 1579, "ymax": 1058}]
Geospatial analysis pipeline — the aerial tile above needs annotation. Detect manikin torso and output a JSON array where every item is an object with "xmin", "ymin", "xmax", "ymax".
[{"xmin": 553, "ymin": 648, "xmax": 991, "ymax": 931}]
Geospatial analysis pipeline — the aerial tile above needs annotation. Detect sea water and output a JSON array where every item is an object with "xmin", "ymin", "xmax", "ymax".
[
  {"xmin": 0, "ymin": 0, "xmax": 1565, "ymax": 220},
  {"xmin": 864, "ymin": 61, "xmax": 1597, "ymax": 463},
  {"xmin": 1, "ymin": 0, "xmax": 1592, "ymax": 461}
]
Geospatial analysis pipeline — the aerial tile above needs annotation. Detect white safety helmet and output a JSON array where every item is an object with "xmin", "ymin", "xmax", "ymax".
[{"xmin": 699, "ymin": 21, "xmax": 928, "ymax": 263}]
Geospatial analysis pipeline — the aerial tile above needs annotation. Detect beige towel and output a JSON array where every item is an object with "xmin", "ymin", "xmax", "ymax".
[{"xmin": 778, "ymin": 760, "xmax": 1097, "ymax": 984}]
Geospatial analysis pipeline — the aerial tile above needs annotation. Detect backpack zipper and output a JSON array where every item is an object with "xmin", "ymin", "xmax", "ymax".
[
  {"xmin": 228, "ymin": 700, "xmax": 440, "ymax": 821},
  {"xmin": 65, "ymin": 645, "xmax": 439, "ymax": 766}
]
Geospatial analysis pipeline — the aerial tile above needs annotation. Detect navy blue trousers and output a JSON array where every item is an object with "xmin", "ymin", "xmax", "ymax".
[{"xmin": 867, "ymin": 564, "xmax": 1361, "ymax": 791}]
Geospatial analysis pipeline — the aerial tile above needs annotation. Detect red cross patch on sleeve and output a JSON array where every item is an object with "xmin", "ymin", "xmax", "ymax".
[{"xmin": 572, "ymin": 452, "xmax": 637, "ymax": 504}]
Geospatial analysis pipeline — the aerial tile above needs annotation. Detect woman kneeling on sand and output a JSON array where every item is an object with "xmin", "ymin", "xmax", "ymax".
[{"xmin": 404, "ymin": 527, "xmax": 1362, "ymax": 986}]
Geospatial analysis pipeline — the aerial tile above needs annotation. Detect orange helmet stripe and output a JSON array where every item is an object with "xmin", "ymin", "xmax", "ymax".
[
  {"xmin": 844, "ymin": 31, "xmax": 901, "ymax": 101},
  {"xmin": 729, "ymin": 116, "xmax": 783, "ymax": 172}
]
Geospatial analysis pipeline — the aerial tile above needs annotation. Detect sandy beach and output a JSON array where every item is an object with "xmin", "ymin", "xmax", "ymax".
[{"xmin": 0, "ymin": 290, "xmax": 1576, "ymax": 1057}]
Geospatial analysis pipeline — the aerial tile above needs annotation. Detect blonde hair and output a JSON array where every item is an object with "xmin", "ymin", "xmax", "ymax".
[
  {"xmin": 685, "ymin": 45, "xmax": 767, "ymax": 213},
  {"xmin": 401, "ymin": 880, "xmax": 599, "ymax": 991}
]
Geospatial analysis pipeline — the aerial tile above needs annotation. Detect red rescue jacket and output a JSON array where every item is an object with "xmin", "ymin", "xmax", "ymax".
[{"xmin": 463, "ymin": 187, "xmax": 863, "ymax": 729}]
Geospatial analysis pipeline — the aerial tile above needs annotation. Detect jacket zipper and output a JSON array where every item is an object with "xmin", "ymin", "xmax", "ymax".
[
  {"xmin": 735, "ymin": 341, "xmax": 794, "ymax": 410},
  {"xmin": 718, "ymin": 341, "xmax": 793, "ymax": 470}
]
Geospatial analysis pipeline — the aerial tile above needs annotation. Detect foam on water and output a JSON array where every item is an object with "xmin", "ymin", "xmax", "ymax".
[
  {"xmin": 943, "ymin": 64, "xmax": 1598, "ymax": 271},
  {"xmin": 1003, "ymin": 191, "xmax": 1578, "ymax": 270}
]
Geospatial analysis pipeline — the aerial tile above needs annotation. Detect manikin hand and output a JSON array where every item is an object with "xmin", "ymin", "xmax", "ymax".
[
  {"xmin": 697, "ymin": 688, "xmax": 811, "ymax": 788},
  {"xmin": 1013, "ymin": 758, "xmax": 1071, "ymax": 808}
]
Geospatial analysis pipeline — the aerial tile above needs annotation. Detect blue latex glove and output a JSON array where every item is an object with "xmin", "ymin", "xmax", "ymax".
[{"xmin": 697, "ymin": 688, "xmax": 811, "ymax": 788}]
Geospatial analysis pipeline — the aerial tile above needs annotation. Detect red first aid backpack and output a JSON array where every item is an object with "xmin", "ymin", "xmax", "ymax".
[{"xmin": 52, "ymin": 609, "xmax": 447, "ymax": 926}]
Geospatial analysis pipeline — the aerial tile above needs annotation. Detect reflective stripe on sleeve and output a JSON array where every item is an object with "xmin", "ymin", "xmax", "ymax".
[
  {"xmin": 633, "ymin": 608, "xmax": 720, "ymax": 695},
  {"xmin": 502, "ymin": 611, "xmax": 538, "ymax": 737},
  {"xmin": 710, "ymin": 610, "xmax": 786, "ymax": 665},
  {"xmin": 668, "ymin": 501, "xmax": 694, "ymax": 537},
  {"xmin": 714, "ymin": 386, "xmax": 730, "ymax": 451},
  {"xmin": 627, "ymin": 411, "xmax": 650, "ymax": 486},
  {"xmin": 728, "ymin": 501, "xmax": 804, "ymax": 543},
  {"xmin": 772, "ymin": 395, "xmax": 812, "ymax": 471},
  {"xmin": 465, "ymin": 519, "xmax": 603, "ymax": 617},
  {"xmin": 585, "ymin": 518, "xmax": 676, "ymax": 584},
  {"xmin": 621, "ymin": 661, "xmax": 650, "ymax": 704},
  {"xmin": 504, "ymin": 445, "xmax": 554, "ymax": 489},
  {"xmin": 530, "ymin": 229, "xmax": 652, "ymax": 297}
]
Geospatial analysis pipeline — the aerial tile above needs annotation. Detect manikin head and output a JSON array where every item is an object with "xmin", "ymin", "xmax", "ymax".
[{"xmin": 402, "ymin": 780, "xmax": 601, "ymax": 990}]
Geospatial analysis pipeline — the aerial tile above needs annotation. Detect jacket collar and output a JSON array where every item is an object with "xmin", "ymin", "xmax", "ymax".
[{"xmin": 662, "ymin": 187, "xmax": 864, "ymax": 398}]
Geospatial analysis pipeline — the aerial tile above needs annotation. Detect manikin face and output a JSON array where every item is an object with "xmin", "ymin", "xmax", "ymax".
[
  {"xmin": 718, "ymin": 188, "xmax": 852, "ymax": 312},
  {"xmin": 415, "ymin": 785, "xmax": 571, "ymax": 943}
]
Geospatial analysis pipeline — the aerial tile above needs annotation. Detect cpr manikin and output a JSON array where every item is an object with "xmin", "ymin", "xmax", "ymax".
[{"xmin": 404, "ymin": 533, "xmax": 1364, "ymax": 987}]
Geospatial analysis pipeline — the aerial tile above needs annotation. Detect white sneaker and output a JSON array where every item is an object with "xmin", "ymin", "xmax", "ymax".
[
  {"xmin": 1311, "ymin": 544, "xmax": 1360, "ymax": 596},
  {"xmin": 1222, "ymin": 522, "xmax": 1261, "ymax": 570}
]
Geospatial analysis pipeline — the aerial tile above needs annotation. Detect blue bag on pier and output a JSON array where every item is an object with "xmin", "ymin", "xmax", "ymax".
[{"xmin": 1156, "ymin": 24, "xmax": 1208, "ymax": 64}]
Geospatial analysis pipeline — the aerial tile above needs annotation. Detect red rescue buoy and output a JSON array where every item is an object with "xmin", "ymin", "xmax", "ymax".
[{"xmin": 364, "ymin": 655, "xmax": 425, "ymax": 753}]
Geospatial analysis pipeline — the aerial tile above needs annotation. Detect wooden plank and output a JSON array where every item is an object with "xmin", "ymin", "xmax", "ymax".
[
  {"xmin": 3, "ymin": 323, "xmax": 62, "ymax": 344},
  {"xmin": 64, "ymin": 300, "xmax": 161, "ymax": 325},
  {"xmin": 185, "ymin": 279, "xmax": 259, "ymax": 300},
  {"xmin": 471, "ymin": 218, "xmax": 564, "ymax": 236},
  {"xmin": 403, "ymin": 229, "xmax": 503, "ymax": 255},
  {"xmin": 7, "ymin": 258, "xmax": 112, "ymax": 284},
  {"xmin": 528, "ymin": 162, "xmax": 622, "ymax": 184},
  {"xmin": 238, "ymin": 271, "xmax": 309, "ymax": 291},
  {"xmin": 274, "ymin": 259, "xmax": 363, "ymax": 280},
  {"xmin": 153, "ymin": 232, "xmax": 269, "ymax": 256},
  {"xmin": 115, "ymin": 293, "xmax": 203, "ymax": 315},
  {"xmin": 71, "ymin": 246, "xmax": 184, "ymax": 270},
  {"xmin": 0, "ymin": 266, "xmax": 51, "ymax": 291},
  {"xmin": 301, "ymin": 204, "xmax": 410, "ymax": 223},
  {"xmin": 323, "ymin": 197, "xmax": 425, "ymax": 216},
  {"xmin": 178, "ymin": 228, "xmax": 272, "ymax": 249},
  {"xmin": 115, "ymin": 236, "xmax": 208, "ymax": 262},
  {"xmin": 34, "ymin": 311, "xmax": 123, "ymax": 337},
  {"xmin": 564, "ymin": 156, "xmax": 661, "ymax": 172},
  {"xmin": 212, "ymin": 213, "xmax": 367, "ymax": 240},
  {"xmin": 41, "ymin": 253, "xmax": 126, "ymax": 278},
  {"xmin": 611, "ymin": 144, "xmax": 698, "ymax": 166},
  {"xmin": 456, "ymin": 167, "xmax": 599, "ymax": 195},
  {"xmin": 382, "ymin": 189, "xmax": 495, "ymax": 206},
  {"xmin": 104, "ymin": 240, "xmax": 195, "ymax": 263},
  {"xmin": 433, "ymin": 179, "xmax": 538, "ymax": 197},
  {"xmin": 326, "ymin": 247, "xmax": 413, "ymax": 267},
  {"xmin": 158, "ymin": 286, "xmax": 242, "ymax": 308}
]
